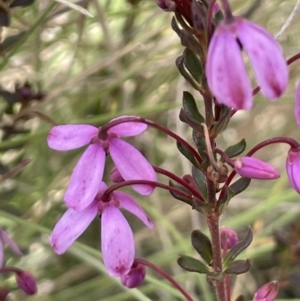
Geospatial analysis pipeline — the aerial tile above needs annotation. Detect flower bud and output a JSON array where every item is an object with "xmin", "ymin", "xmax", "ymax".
[
  {"xmin": 220, "ymin": 226, "xmax": 238, "ymax": 250},
  {"xmin": 253, "ymin": 281, "xmax": 278, "ymax": 301},
  {"xmin": 110, "ymin": 166, "xmax": 124, "ymax": 183},
  {"xmin": 286, "ymin": 149, "xmax": 300, "ymax": 193},
  {"xmin": 15, "ymin": 271, "xmax": 37, "ymax": 295},
  {"xmin": 154, "ymin": 0, "xmax": 176, "ymax": 12},
  {"xmin": 121, "ymin": 263, "xmax": 146, "ymax": 288},
  {"xmin": 234, "ymin": 157, "xmax": 280, "ymax": 180}
]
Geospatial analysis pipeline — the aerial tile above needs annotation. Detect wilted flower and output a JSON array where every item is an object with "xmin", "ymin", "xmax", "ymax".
[
  {"xmin": 253, "ymin": 281, "xmax": 278, "ymax": 301},
  {"xmin": 206, "ymin": 18, "xmax": 288, "ymax": 110},
  {"xmin": 15, "ymin": 271, "xmax": 37, "ymax": 295},
  {"xmin": 286, "ymin": 149, "xmax": 300, "ymax": 193},
  {"xmin": 48, "ymin": 116, "xmax": 157, "ymax": 211},
  {"xmin": 50, "ymin": 182, "xmax": 153, "ymax": 277},
  {"xmin": 121, "ymin": 263, "xmax": 146, "ymax": 288},
  {"xmin": 234, "ymin": 157, "xmax": 280, "ymax": 179},
  {"xmin": 220, "ymin": 226, "xmax": 238, "ymax": 250}
]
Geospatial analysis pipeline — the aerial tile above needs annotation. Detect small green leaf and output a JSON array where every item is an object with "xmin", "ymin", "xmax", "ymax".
[
  {"xmin": 169, "ymin": 180, "xmax": 192, "ymax": 205},
  {"xmin": 176, "ymin": 141, "xmax": 199, "ymax": 167},
  {"xmin": 223, "ymin": 227, "xmax": 253, "ymax": 265},
  {"xmin": 177, "ymin": 255, "xmax": 209, "ymax": 273},
  {"xmin": 192, "ymin": 129, "xmax": 208, "ymax": 164},
  {"xmin": 182, "ymin": 91, "xmax": 205, "ymax": 124},
  {"xmin": 176, "ymin": 55, "xmax": 202, "ymax": 90},
  {"xmin": 183, "ymin": 48, "xmax": 203, "ymax": 83},
  {"xmin": 181, "ymin": 30, "xmax": 204, "ymax": 57},
  {"xmin": 191, "ymin": 230, "xmax": 212, "ymax": 265},
  {"xmin": 213, "ymin": 105, "xmax": 231, "ymax": 135},
  {"xmin": 192, "ymin": 166, "xmax": 207, "ymax": 199},
  {"xmin": 224, "ymin": 139, "xmax": 247, "ymax": 159},
  {"xmin": 234, "ymin": 295, "xmax": 245, "ymax": 301},
  {"xmin": 171, "ymin": 17, "xmax": 182, "ymax": 37},
  {"xmin": 223, "ymin": 259, "xmax": 252, "ymax": 275},
  {"xmin": 228, "ymin": 177, "xmax": 251, "ymax": 197}
]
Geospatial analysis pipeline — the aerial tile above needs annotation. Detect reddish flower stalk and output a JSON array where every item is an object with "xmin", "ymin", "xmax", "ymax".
[
  {"xmin": 134, "ymin": 258, "xmax": 194, "ymax": 301},
  {"xmin": 99, "ymin": 116, "xmax": 202, "ymax": 165}
]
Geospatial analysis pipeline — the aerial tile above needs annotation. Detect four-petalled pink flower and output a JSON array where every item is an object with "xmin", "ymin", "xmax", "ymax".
[
  {"xmin": 50, "ymin": 182, "xmax": 153, "ymax": 277},
  {"xmin": 47, "ymin": 116, "xmax": 157, "ymax": 211}
]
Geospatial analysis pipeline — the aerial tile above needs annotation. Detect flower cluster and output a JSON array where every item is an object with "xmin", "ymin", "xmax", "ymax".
[{"xmin": 48, "ymin": 117, "xmax": 156, "ymax": 284}]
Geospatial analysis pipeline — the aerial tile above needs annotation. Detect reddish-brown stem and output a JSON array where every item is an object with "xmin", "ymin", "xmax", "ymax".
[
  {"xmin": 0, "ymin": 266, "xmax": 22, "ymax": 274},
  {"xmin": 214, "ymin": 148, "xmax": 234, "ymax": 168},
  {"xmin": 207, "ymin": 215, "xmax": 227, "ymax": 301},
  {"xmin": 206, "ymin": 0, "xmax": 217, "ymax": 41},
  {"xmin": 219, "ymin": 0, "xmax": 233, "ymax": 21},
  {"xmin": 153, "ymin": 166, "xmax": 205, "ymax": 201},
  {"xmin": 135, "ymin": 258, "xmax": 194, "ymax": 301},
  {"xmin": 99, "ymin": 116, "xmax": 202, "ymax": 165},
  {"xmin": 102, "ymin": 179, "xmax": 193, "ymax": 202}
]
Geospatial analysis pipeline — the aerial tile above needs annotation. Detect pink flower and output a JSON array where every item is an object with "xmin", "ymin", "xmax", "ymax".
[
  {"xmin": 0, "ymin": 228, "xmax": 23, "ymax": 267},
  {"xmin": 47, "ymin": 117, "xmax": 157, "ymax": 211},
  {"xmin": 121, "ymin": 263, "xmax": 146, "ymax": 288},
  {"xmin": 220, "ymin": 226, "xmax": 238, "ymax": 250},
  {"xmin": 15, "ymin": 271, "xmax": 37, "ymax": 295},
  {"xmin": 234, "ymin": 157, "xmax": 280, "ymax": 179},
  {"xmin": 253, "ymin": 281, "xmax": 278, "ymax": 301},
  {"xmin": 206, "ymin": 18, "xmax": 288, "ymax": 110},
  {"xmin": 50, "ymin": 182, "xmax": 153, "ymax": 277},
  {"xmin": 295, "ymin": 82, "xmax": 300, "ymax": 127},
  {"xmin": 286, "ymin": 149, "xmax": 300, "ymax": 193}
]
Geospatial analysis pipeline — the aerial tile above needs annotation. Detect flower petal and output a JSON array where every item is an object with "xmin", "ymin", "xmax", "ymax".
[
  {"xmin": 109, "ymin": 116, "xmax": 147, "ymax": 137},
  {"xmin": 109, "ymin": 138, "xmax": 157, "ymax": 195},
  {"xmin": 286, "ymin": 150, "xmax": 300, "ymax": 194},
  {"xmin": 101, "ymin": 206, "xmax": 134, "ymax": 277},
  {"xmin": 237, "ymin": 19, "xmax": 288, "ymax": 100},
  {"xmin": 50, "ymin": 200, "xmax": 98, "ymax": 254},
  {"xmin": 0, "ymin": 237, "xmax": 3, "ymax": 268},
  {"xmin": 0, "ymin": 229, "xmax": 23, "ymax": 257},
  {"xmin": 206, "ymin": 22, "xmax": 252, "ymax": 110},
  {"xmin": 295, "ymin": 82, "xmax": 300, "ymax": 127},
  {"xmin": 114, "ymin": 191, "xmax": 153, "ymax": 228},
  {"xmin": 64, "ymin": 143, "xmax": 105, "ymax": 210},
  {"xmin": 47, "ymin": 125, "xmax": 98, "ymax": 151}
]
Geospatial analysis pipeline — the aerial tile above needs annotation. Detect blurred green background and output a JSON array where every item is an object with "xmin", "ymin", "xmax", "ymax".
[{"xmin": 0, "ymin": 0, "xmax": 300, "ymax": 300}]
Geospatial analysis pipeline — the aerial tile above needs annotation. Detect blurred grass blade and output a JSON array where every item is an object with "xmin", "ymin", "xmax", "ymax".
[{"xmin": 55, "ymin": 0, "xmax": 93, "ymax": 17}]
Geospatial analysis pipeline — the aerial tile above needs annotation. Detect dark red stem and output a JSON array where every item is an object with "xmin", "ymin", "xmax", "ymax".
[
  {"xmin": 102, "ymin": 179, "xmax": 193, "ymax": 201},
  {"xmin": 153, "ymin": 166, "xmax": 205, "ymax": 201},
  {"xmin": 135, "ymin": 258, "xmax": 194, "ymax": 301}
]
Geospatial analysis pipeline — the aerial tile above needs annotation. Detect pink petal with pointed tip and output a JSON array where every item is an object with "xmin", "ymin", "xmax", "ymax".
[
  {"xmin": 286, "ymin": 150, "xmax": 300, "ymax": 194},
  {"xmin": 295, "ymin": 82, "xmax": 300, "ymax": 127},
  {"xmin": 48, "ymin": 125, "xmax": 98, "ymax": 151},
  {"xmin": 109, "ymin": 115, "xmax": 147, "ymax": 137},
  {"xmin": 50, "ymin": 200, "xmax": 98, "ymax": 254},
  {"xmin": 237, "ymin": 19, "xmax": 288, "ymax": 100},
  {"xmin": 109, "ymin": 138, "xmax": 157, "ymax": 195},
  {"xmin": 101, "ymin": 206, "xmax": 134, "ymax": 277},
  {"xmin": 64, "ymin": 143, "xmax": 105, "ymax": 211},
  {"xmin": 0, "ymin": 229, "xmax": 23, "ymax": 256},
  {"xmin": 114, "ymin": 191, "xmax": 153, "ymax": 228},
  {"xmin": 206, "ymin": 23, "xmax": 252, "ymax": 110}
]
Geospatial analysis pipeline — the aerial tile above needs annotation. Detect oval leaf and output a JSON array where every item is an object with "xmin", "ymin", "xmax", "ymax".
[
  {"xmin": 224, "ymin": 139, "xmax": 247, "ymax": 159},
  {"xmin": 177, "ymin": 255, "xmax": 209, "ymax": 273},
  {"xmin": 191, "ymin": 230, "xmax": 212, "ymax": 265},
  {"xmin": 223, "ymin": 259, "xmax": 252, "ymax": 275}
]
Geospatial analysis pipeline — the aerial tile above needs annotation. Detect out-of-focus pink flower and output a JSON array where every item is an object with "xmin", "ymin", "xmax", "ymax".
[
  {"xmin": 295, "ymin": 82, "xmax": 300, "ymax": 127},
  {"xmin": 253, "ymin": 281, "xmax": 278, "ymax": 301},
  {"xmin": 286, "ymin": 149, "xmax": 300, "ymax": 193},
  {"xmin": 50, "ymin": 182, "xmax": 153, "ymax": 277},
  {"xmin": 47, "ymin": 116, "xmax": 157, "ymax": 211},
  {"xmin": 121, "ymin": 263, "xmax": 146, "ymax": 288},
  {"xmin": 220, "ymin": 226, "xmax": 238, "ymax": 250},
  {"xmin": 0, "ymin": 229, "xmax": 22, "ymax": 267},
  {"xmin": 15, "ymin": 271, "xmax": 37, "ymax": 295},
  {"xmin": 234, "ymin": 157, "xmax": 280, "ymax": 179},
  {"xmin": 206, "ymin": 18, "xmax": 288, "ymax": 110}
]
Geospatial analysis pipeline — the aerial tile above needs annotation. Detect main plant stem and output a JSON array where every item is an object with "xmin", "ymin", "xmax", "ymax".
[{"xmin": 207, "ymin": 215, "xmax": 227, "ymax": 301}]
